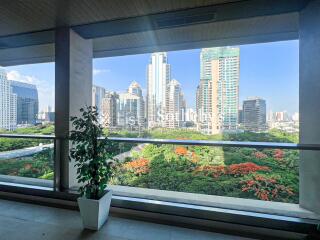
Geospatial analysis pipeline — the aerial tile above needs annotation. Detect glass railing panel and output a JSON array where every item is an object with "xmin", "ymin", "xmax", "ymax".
[
  {"xmin": 109, "ymin": 141, "xmax": 299, "ymax": 204},
  {"xmin": 0, "ymin": 136, "xmax": 54, "ymax": 188}
]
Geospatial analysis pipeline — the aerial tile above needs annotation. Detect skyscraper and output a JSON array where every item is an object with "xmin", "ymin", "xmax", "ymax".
[
  {"xmin": 128, "ymin": 81, "xmax": 145, "ymax": 127},
  {"xmin": 118, "ymin": 82, "xmax": 145, "ymax": 129},
  {"xmin": 101, "ymin": 92, "xmax": 118, "ymax": 129},
  {"xmin": 92, "ymin": 85, "xmax": 106, "ymax": 120},
  {"xmin": 165, "ymin": 79, "xmax": 186, "ymax": 128},
  {"xmin": 0, "ymin": 67, "xmax": 17, "ymax": 131},
  {"xmin": 243, "ymin": 97, "xmax": 267, "ymax": 132},
  {"xmin": 10, "ymin": 80, "xmax": 39, "ymax": 125},
  {"xmin": 238, "ymin": 108, "xmax": 244, "ymax": 125},
  {"xmin": 274, "ymin": 111, "xmax": 289, "ymax": 122},
  {"xmin": 197, "ymin": 47, "xmax": 240, "ymax": 134},
  {"xmin": 146, "ymin": 52, "xmax": 171, "ymax": 128},
  {"xmin": 118, "ymin": 93, "xmax": 142, "ymax": 129},
  {"xmin": 196, "ymin": 79, "xmax": 212, "ymax": 134},
  {"xmin": 185, "ymin": 108, "xmax": 197, "ymax": 124}
]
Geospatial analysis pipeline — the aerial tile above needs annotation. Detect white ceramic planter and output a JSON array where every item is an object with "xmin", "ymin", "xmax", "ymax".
[{"xmin": 78, "ymin": 190, "xmax": 112, "ymax": 230}]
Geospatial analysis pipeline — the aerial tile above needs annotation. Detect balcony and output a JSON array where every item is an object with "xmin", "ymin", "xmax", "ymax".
[
  {"xmin": 1, "ymin": 0, "xmax": 320, "ymax": 239},
  {"xmin": 0, "ymin": 133, "xmax": 319, "ymax": 239},
  {"xmin": 0, "ymin": 198, "xmax": 258, "ymax": 240}
]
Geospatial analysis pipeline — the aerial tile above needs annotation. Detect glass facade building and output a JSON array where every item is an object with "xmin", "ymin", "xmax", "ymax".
[
  {"xmin": 10, "ymin": 80, "xmax": 39, "ymax": 125},
  {"xmin": 243, "ymin": 97, "xmax": 267, "ymax": 132}
]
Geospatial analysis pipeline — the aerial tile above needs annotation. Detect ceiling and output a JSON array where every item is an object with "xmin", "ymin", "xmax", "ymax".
[
  {"xmin": 0, "ymin": 0, "xmax": 241, "ymax": 37},
  {"xmin": 0, "ymin": 0, "xmax": 309, "ymax": 66},
  {"xmin": 93, "ymin": 12, "xmax": 299, "ymax": 57}
]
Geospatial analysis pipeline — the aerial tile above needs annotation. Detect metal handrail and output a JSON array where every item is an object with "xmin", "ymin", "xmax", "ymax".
[
  {"xmin": 1, "ymin": 134, "xmax": 319, "ymax": 150},
  {"xmin": 107, "ymin": 137, "xmax": 320, "ymax": 150},
  {"xmin": 0, "ymin": 134, "xmax": 55, "ymax": 140}
]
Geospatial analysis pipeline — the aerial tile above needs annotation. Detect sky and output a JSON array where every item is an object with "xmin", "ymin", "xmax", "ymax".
[{"xmin": 4, "ymin": 40, "xmax": 299, "ymax": 114}]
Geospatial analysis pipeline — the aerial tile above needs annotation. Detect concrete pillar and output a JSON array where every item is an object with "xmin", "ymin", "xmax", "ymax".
[
  {"xmin": 299, "ymin": 0, "xmax": 320, "ymax": 214},
  {"xmin": 55, "ymin": 28, "xmax": 92, "ymax": 190}
]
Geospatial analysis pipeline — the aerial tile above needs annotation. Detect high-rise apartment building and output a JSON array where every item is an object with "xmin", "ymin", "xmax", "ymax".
[
  {"xmin": 0, "ymin": 67, "xmax": 17, "ymax": 131},
  {"xmin": 92, "ymin": 85, "xmax": 106, "ymax": 120},
  {"xmin": 10, "ymin": 80, "xmax": 39, "ymax": 125},
  {"xmin": 185, "ymin": 108, "xmax": 197, "ymax": 123},
  {"xmin": 101, "ymin": 91, "xmax": 118, "ymax": 129},
  {"xmin": 146, "ymin": 52, "xmax": 171, "ymax": 128},
  {"xmin": 118, "ymin": 82, "xmax": 145, "ymax": 129},
  {"xmin": 38, "ymin": 105, "xmax": 55, "ymax": 123},
  {"xmin": 243, "ymin": 97, "xmax": 266, "ymax": 132},
  {"xmin": 196, "ymin": 79, "xmax": 212, "ymax": 134},
  {"xmin": 128, "ymin": 81, "xmax": 145, "ymax": 126},
  {"xmin": 292, "ymin": 112, "xmax": 299, "ymax": 122},
  {"xmin": 118, "ymin": 93, "xmax": 142, "ymax": 129},
  {"xmin": 197, "ymin": 47, "xmax": 240, "ymax": 134},
  {"xmin": 274, "ymin": 111, "xmax": 289, "ymax": 122},
  {"xmin": 238, "ymin": 108, "xmax": 244, "ymax": 125},
  {"xmin": 165, "ymin": 79, "xmax": 186, "ymax": 128}
]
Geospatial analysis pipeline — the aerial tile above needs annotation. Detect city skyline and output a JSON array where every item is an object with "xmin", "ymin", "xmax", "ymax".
[
  {"xmin": 91, "ymin": 47, "xmax": 298, "ymax": 134},
  {"xmin": 2, "ymin": 40, "xmax": 298, "ymax": 114}
]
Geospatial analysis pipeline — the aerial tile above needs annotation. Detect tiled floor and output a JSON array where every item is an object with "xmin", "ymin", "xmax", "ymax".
[{"xmin": 0, "ymin": 199, "xmax": 255, "ymax": 240}]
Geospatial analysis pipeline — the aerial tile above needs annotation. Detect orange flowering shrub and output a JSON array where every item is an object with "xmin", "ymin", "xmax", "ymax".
[
  {"xmin": 191, "ymin": 152, "xmax": 199, "ymax": 163},
  {"xmin": 175, "ymin": 146, "xmax": 188, "ymax": 156},
  {"xmin": 274, "ymin": 149, "xmax": 284, "ymax": 160},
  {"xmin": 241, "ymin": 175, "xmax": 294, "ymax": 201},
  {"xmin": 194, "ymin": 165, "xmax": 226, "ymax": 178},
  {"xmin": 228, "ymin": 162, "xmax": 270, "ymax": 176},
  {"xmin": 124, "ymin": 158, "xmax": 150, "ymax": 175},
  {"xmin": 254, "ymin": 151, "xmax": 267, "ymax": 159}
]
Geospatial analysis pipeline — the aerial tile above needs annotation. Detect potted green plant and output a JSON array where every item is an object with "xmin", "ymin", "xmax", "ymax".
[{"xmin": 69, "ymin": 106, "xmax": 113, "ymax": 230}]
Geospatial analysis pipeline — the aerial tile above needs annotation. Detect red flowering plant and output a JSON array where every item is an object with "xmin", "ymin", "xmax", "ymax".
[
  {"xmin": 241, "ymin": 175, "xmax": 294, "ymax": 201},
  {"xmin": 228, "ymin": 162, "xmax": 270, "ymax": 176},
  {"xmin": 194, "ymin": 165, "xmax": 226, "ymax": 178},
  {"xmin": 124, "ymin": 158, "xmax": 150, "ymax": 175},
  {"xmin": 193, "ymin": 162, "xmax": 270, "ymax": 179},
  {"xmin": 253, "ymin": 151, "xmax": 268, "ymax": 159},
  {"xmin": 274, "ymin": 149, "xmax": 285, "ymax": 161}
]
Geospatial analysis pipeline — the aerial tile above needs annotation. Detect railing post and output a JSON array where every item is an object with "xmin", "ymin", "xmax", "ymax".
[{"xmin": 53, "ymin": 138, "xmax": 61, "ymax": 191}]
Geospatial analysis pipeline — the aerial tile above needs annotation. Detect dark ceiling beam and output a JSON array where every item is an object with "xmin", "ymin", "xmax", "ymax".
[
  {"xmin": 73, "ymin": 0, "xmax": 309, "ymax": 39},
  {"xmin": 0, "ymin": 0, "xmax": 310, "ymax": 50}
]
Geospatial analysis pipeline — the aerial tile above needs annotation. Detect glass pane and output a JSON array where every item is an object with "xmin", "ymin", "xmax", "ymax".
[
  {"xmin": 0, "ymin": 63, "xmax": 55, "ymax": 187},
  {"xmin": 0, "ymin": 137, "xmax": 54, "ymax": 187},
  {"xmin": 92, "ymin": 40, "xmax": 299, "ymax": 205}
]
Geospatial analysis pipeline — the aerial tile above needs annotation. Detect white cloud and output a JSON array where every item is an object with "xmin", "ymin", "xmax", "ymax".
[
  {"xmin": 7, "ymin": 70, "xmax": 54, "ymax": 111},
  {"xmin": 93, "ymin": 68, "xmax": 110, "ymax": 76},
  {"xmin": 7, "ymin": 70, "xmax": 40, "ymax": 85}
]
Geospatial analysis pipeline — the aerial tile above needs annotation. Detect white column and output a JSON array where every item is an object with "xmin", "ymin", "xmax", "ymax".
[
  {"xmin": 55, "ymin": 28, "xmax": 92, "ymax": 190},
  {"xmin": 299, "ymin": 0, "xmax": 320, "ymax": 214}
]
